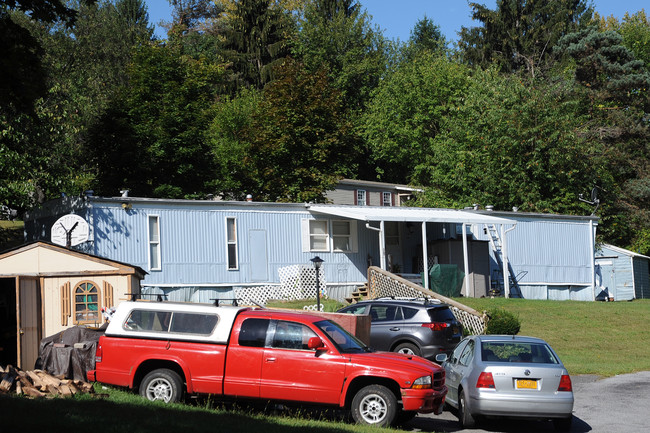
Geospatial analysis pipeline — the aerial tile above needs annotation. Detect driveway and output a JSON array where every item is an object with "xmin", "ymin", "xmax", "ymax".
[{"xmin": 407, "ymin": 371, "xmax": 650, "ymax": 433}]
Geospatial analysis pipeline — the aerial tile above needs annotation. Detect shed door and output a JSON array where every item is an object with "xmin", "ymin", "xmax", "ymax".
[
  {"xmin": 18, "ymin": 277, "xmax": 41, "ymax": 369},
  {"xmin": 249, "ymin": 229, "xmax": 268, "ymax": 282}
]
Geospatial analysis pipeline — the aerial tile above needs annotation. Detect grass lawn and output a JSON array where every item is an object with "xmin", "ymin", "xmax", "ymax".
[
  {"xmin": 0, "ymin": 385, "xmax": 385, "ymax": 433},
  {"xmin": 451, "ymin": 297, "xmax": 650, "ymax": 377}
]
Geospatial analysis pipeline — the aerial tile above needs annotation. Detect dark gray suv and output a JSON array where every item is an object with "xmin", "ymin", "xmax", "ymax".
[{"xmin": 337, "ymin": 298, "xmax": 463, "ymax": 361}]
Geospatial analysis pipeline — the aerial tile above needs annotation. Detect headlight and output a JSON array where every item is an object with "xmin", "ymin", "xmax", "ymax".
[{"xmin": 411, "ymin": 375, "xmax": 432, "ymax": 389}]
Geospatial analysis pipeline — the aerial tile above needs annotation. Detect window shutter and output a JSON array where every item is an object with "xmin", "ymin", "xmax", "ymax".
[
  {"xmin": 61, "ymin": 282, "xmax": 70, "ymax": 326},
  {"xmin": 103, "ymin": 281, "xmax": 114, "ymax": 308},
  {"xmin": 353, "ymin": 190, "xmax": 358, "ymax": 205},
  {"xmin": 301, "ymin": 219, "xmax": 311, "ymax": 252}
]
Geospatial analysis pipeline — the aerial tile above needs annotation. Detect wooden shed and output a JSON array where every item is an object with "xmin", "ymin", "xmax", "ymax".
[
  {"xmin": 0, "ymin": 242, "xmax": 145, "ymax": 369},
  {"xmin": 595, "ymin": 244, "xmax": 650, "ymax": 301}
]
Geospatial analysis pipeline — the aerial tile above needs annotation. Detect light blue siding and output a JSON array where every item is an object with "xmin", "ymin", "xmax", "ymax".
[
  {"xmin": 23, "ymin": 197, "xmax": 599, "ymax": 302},
  {"xmin": 87, "ymin": 200, "xmax": 374, "ymax": 289},
  {"xmin": 595, "ymin": 244, "xmax": 650, "ymax": 301}
]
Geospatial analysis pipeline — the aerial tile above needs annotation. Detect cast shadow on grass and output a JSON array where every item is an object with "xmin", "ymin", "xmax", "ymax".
[{"xmin": 0, "ymin": 394, "xmax": 359, "ymax": 433}]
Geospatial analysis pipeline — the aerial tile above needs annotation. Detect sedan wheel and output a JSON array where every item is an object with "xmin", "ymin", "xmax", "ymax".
[{"xmin": 458, "ymin": 391, "xmax": 476, "ymax": 428}]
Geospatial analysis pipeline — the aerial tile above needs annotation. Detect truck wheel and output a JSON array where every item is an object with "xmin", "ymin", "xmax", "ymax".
[
  {"xmin": 140, "ymin": 369, "xmax": 183, "ymax": 403},
  {"xmin": 351, "ymin": 384, "xmax": 397, "ymax": 427}
]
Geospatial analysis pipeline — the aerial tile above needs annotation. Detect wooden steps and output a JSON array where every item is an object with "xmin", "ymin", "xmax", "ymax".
[{"xmin": 345, "ymin": 284, "xmax": 369, "ymax": 304}]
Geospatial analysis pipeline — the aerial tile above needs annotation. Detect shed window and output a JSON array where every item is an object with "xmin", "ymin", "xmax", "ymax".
[
  {"xmin": 226, "ymin": 217, "xmax": 238, "ymax": 270},
  {"xmin": 148, "ymin": 215, "xmax": 161, "ymax": 271},
  {"xmin": 74, "ymin": 281, "xmax": 100, "ymax": 324}
]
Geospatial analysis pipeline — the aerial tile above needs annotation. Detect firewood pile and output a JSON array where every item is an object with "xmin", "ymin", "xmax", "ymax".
[{"xmin": 0, "ymin": 364, "xmax": 95, "ymax": 398}]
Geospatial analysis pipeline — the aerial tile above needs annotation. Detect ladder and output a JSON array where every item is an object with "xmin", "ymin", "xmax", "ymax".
[{"xmin": 485, "ymin": 224, "xmax": 522, "ymax": 298}]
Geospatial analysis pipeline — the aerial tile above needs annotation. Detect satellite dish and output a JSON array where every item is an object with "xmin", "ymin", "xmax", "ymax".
[{"xmin": 51, "ymin": 214, "xmax": 89, "ymax": 247}]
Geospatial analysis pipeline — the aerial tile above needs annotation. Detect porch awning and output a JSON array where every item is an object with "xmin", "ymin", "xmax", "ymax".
[{"xmin": 307, "ymin": 205, "xmax": 515, "ymax": 225}]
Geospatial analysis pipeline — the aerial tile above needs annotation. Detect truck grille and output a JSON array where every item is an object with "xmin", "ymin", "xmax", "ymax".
[{"xmin": 433, "ymin": 370, "xmax": 445, "ymax": 389}]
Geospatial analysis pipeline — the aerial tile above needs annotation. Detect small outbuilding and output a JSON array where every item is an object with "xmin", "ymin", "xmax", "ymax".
[
  {"xmin": 595, "ymin": 244, "xmax": 650, "ymax": 301},
  {"xmin": 0, "ymin": 242, "xmax": 145, "ymax": 369}
]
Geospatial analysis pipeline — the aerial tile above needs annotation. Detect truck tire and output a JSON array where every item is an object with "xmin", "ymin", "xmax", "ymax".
[
  {"xmin": 351, "ymin": 384, "xmax": 397, "ymax": 427},
  {"xmin": 140, "ymin": 368, "xmax": 183, "ymax": 403}
]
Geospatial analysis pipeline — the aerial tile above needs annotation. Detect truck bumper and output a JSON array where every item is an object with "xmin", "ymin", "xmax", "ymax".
[
  {"xmin": 86, "ymin": 369, "xmax": 96, "ymax": 382},
  {"xmin": 401, "ymin": 386, "xmax": 447, "ymax": 414}
]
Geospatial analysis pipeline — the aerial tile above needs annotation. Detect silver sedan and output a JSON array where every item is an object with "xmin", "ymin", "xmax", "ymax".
[{"xmin": 436, "ymin": 335, "xmax": 574, "ymax": 431}]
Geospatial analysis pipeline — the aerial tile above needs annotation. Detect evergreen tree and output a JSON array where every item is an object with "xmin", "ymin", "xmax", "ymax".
[
  {"xmin": 458, "ymin": 0, "xmax": 592, "ymax": 76},
  {"xmin": 221, "ymin": 0, "xmax": 294, "ymax": 90}
]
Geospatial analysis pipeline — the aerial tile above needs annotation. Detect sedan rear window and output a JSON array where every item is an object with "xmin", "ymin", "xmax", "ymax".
[{"xmin": 481, "ymin": 342, "xmax": 559, "ymax": 364}]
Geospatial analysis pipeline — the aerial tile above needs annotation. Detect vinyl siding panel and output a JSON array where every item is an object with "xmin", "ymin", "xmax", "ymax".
[
  {"xmin": 89, "ymin": 202, "xmax": 372, "ymax": 288},
  {"xmin": 474, "ymin": 219, "xmax": 593, "ymax": 285}
]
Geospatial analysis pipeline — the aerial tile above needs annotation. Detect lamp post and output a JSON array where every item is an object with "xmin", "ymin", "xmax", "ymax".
[{"xmin": 311, "ymin": 256, "xmax": 324, "ymax": 312}]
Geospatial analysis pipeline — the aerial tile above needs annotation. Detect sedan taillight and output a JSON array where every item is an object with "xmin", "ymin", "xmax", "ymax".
[
  {"xmin": 558, "ymin": 374, "xmax": 572, "ymax": 392},
  {"xmin": 422, "ymin": 322, "xmax": 451, "ymax": 331},
  {"xmin": 476, "ymin": 372, "xmax": 495, "ymax": 388}
]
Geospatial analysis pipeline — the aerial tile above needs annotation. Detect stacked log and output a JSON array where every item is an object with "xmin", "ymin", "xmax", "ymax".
[{"xmin": 0, "ymin": 364, "xmax": 95, "ymax": 398}]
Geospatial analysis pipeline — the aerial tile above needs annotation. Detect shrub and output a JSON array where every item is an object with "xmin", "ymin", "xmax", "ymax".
[{"xmin": 485, "ymin": 308, "xmax": 521, "ymax": 335}]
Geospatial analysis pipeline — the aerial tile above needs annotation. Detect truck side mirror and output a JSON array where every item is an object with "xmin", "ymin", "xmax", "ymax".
[{"xmin": 307, "ymin": 336, "xmax": 325, "ymax": 350}]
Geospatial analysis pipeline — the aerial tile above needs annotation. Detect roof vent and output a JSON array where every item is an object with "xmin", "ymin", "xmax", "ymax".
[{"xmin": 120, "ymin": 189, "xmax": 129, "ymax": 198}]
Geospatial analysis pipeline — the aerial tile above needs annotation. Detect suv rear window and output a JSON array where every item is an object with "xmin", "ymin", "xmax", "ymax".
[{"xmin": 427, "ymin": 306, "xmax": 456, "ymax": 322}]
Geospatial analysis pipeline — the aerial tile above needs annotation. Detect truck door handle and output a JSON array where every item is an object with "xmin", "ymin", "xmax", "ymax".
[
  {"xmin": 390, "ymin": 327, "xmax": 400, "ymax": 331},
  {"xmin": 265, "ymin": 358, "xmax": 277, "ymax": 363}
]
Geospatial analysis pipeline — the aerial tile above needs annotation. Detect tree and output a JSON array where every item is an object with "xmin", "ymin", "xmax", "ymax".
[
  {"xmin": 362, "ymin": 53, "xmax": 471, "ymax": 183},
  {"xmin": 0, "ymin": 0, "xmax": 93, "ymax": 117},
  {"xmin": 242, "ymin": 58, "xmax": 357, "ymax": 202},
  {"xmin": 207, "ymin": 87, "xmax": 262, "ymax": 199},
  {"xmin": 556, "ymin": 26, "xmax": 650, "ymax": 248},
  {"xmin": 458, "ymin": 0, "xmax": 592, "ymax": 76},
  {"xmin": 0, "ymin": 0, "xmax": 95, "ymax": 215},
  {"xmin": 407, "ymin": 16, "xmax": 447, "ymax": 55},
  {"xmin": 596, "ymin": 10, "xmax": 650, "ymax": 73},
  {"xmin": 86, "ymin": 42, "xmax": 225, "ymax": 198},
  {"xmin": 414, "ymin": 69, "xmax": 605, "ymax": 215},
  {"xmin": 295, "ymin": 0, "xmax": 388, "ymax": 112},
  {"xmin": 221, "ymin": 0, "xmax": 295, "ymax": 90}
]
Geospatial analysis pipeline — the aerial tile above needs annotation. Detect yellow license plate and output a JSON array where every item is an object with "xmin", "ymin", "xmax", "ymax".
[{"xmin": 516, "ymin": 379, "xmax": 538, "ymax": 389}]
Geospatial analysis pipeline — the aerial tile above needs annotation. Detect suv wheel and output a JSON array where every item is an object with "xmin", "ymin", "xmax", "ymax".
[{"xmin": 394, "ymin": 342, "xmax": 421, "ymax": 357}]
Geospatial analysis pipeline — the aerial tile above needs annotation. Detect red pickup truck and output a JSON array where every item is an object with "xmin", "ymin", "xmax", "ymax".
[{"xmin": 87, "ymin": 301, "xmax": 447, "ymax": 427}]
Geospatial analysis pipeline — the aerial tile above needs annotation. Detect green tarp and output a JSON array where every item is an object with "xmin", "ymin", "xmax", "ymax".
[{"xmin": 424, "ymin": 264, "xmax": 465, "ymax": 297}]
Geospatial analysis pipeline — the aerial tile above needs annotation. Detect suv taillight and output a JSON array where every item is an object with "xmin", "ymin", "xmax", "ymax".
[
  {"xmin": 558, "ymin": 375, "xmax": 572, "ymax": 392},
  {"xmin": 95, "ymin": 344, "xmax": 103, "ymax": 363},
  {"xmin": 422, "ymin": 322, "xmax": 451, "ymax": 331},
  {"xmin": 476, "ymin": 372, "xmax": 495, "ymax": 388}
]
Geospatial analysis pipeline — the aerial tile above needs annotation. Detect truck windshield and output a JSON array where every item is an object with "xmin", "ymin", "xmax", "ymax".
[{"xmin": 315, "ymin": 320, "xmax": 371, "ymax": 354}]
